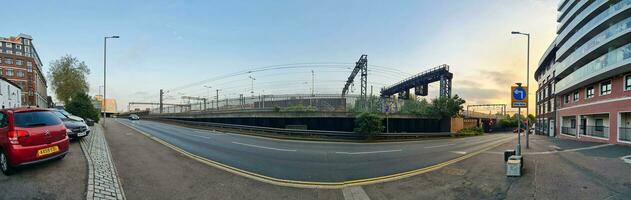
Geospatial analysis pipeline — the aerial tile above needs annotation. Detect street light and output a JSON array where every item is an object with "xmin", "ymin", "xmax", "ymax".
[
  {"xmin": 203, "ymin": 85, "xmax": 212, "ymax": 110},
  {"xmin": 103, "ymin": 35, "xmax": 119, "ymax": 128},
  {"xmin": 511, "ymin": 31, "xmax": 530, "ymax": 149}
]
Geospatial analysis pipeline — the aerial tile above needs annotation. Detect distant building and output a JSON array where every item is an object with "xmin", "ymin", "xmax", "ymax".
[
  {"xmin": 94, "ymin": 95, "xmax": 118, "ymax": 116},
  {"xmin": 0, "ymin": 76, "xmax": 22, "ymax": 108},
  {"xmin": 0, "ymin": 33, "xmax": 48, "ymax": 107},
  {"xmin": 535, "ymin": 0, "xmax": 631, "ymax": 145}
]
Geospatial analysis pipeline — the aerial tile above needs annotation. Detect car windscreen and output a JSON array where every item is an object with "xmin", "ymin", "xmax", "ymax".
[
  {"xmin": 52, "ymin": 111, "xmax": 70, "ymax": 119},
  {"xmin": 14, "ymin": 111, "xmax": 63, "ymax": 127},
  {"xmin": 58, "ymin": 110, "xmax": 72, "ymax": 116}
]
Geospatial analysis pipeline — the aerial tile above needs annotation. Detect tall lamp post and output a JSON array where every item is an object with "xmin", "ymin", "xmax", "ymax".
[
  {"xmin": 511, "ymin": 31, "xmax": 530, "ymax": 149},
  {"xmin": 204, "ymin": 85, "xmax": 212, "ymax": 110},
  {"xmin": 103, "ymin": 35, "xmax": 119, "ymax": 128}
]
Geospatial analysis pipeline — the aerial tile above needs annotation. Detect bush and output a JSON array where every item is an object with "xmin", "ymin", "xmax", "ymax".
[
  {"xmin": 65, "ymin": 93, "xmax": 100, "ymax": 122},
  {"xmin": 354, "ymin": 112, "xmax": 384, "ymax": 138},
  {"xmin": 455, "ymin": 127, "xmax": 484, "ymax": 137}
]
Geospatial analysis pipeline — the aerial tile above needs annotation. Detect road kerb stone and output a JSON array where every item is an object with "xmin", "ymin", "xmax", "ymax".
[{"xmin": 80, "ymin": 124, "xmax": 126, "ymax": 200}]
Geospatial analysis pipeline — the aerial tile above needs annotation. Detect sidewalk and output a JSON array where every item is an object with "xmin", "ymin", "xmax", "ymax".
[{"xmin": 363, "ymin": 134, "xmax": 631, "ymax": 200}]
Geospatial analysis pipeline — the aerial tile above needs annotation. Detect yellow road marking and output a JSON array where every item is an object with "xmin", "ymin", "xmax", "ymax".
[{"xmin": 118, "ymin": 121, "xmax": 514, "ymax": 189}]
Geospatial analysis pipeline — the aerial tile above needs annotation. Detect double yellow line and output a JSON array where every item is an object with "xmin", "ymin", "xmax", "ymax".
[{"xmin": 119, "ymin": 121, "xmax": 514, "ymax": 189}]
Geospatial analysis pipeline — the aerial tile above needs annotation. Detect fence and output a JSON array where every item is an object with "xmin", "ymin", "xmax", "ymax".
[
  {"xmin": 151, "ymin": 94, "xmax": 363, "ymax": 114},
  {"xmin": 151, "ymin": 118, "xmax": 453, "ymax": 141}
]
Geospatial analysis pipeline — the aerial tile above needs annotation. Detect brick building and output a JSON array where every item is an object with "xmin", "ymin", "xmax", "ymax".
[
  {"xmin": 535, "ymin": 0, "xmax": 631, "ymax": 145},
  {"xmin": 0, "ymin": 33, "xmax": 48, "ymax": 107}
]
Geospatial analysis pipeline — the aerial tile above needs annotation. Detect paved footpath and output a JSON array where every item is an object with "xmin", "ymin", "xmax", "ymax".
[{"xmin": 80, "ymin": 123, "xmax": 126, "ymax": 200}]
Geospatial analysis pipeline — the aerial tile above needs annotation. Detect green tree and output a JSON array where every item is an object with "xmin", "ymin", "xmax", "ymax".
[
  {"xmin": 48, "ymin": 55, "xmax": 90, "ymax": 103},
  {"xmin": 66, "ymin": 93, "xmax": 100, "ymax": 122},
  {"xmin": 401, "ymin": 96, "xmax": 432, "ymax": 116},
  {"xmin": 429, "ymin": 94, "xmax": 466, "ymax": 118},
  {"xmin": 354, "ymin": 112, "xmax": 384, "ymax": 137}
]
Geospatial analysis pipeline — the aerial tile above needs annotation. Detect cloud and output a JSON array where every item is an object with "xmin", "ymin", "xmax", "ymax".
[{"xmin": 479, "ymin": 69, "xmax": 520, "ymax": 86}]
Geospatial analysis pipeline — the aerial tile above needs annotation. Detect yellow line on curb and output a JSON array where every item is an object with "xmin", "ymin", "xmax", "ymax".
[{"xmin": 118, "ymin": 120, "xmax": 514, "ymax": 189}]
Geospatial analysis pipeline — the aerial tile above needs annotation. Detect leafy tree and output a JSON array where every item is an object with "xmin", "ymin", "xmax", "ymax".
[
  {"xmin": 354, "ymin": 112, "xmax": 384, "ymax": 137},
  {"xmin": 348, "ymin": 96, "xmax": 382, "ymax": 113},
  {"xmin": 47, "ymin": 55, "xmax": 90, "ymax": 103},
  {"xmin": 429, "ymin": 94, "xmax": 466, "ymax": 118},
  {"xmin": 66, "ymin": 93, "xmax": 100, "ymax": 122},
  {"xmin": 401, "ymin": 96, "xmax": 432, "ymax": 116}
]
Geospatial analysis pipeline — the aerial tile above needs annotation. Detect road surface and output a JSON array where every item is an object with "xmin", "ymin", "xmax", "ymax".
[{"xmin": 117, "ymin": 119, "xmax": 514, "ymax": 183}]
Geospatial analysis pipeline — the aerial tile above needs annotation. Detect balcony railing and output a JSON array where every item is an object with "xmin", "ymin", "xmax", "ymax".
[
  {"xmin": 561, "ymin": 126, "xmax": 576, "ymax": 136},
  {"xmin": 620, "ymin": 127, "xmax": 631, "ymax": 142},
  {"xmin": 580, "ymin": 126, "xmax": 609, "ymax": 138}
]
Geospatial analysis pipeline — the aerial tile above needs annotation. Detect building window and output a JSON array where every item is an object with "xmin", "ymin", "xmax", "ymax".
[
  {"xmin": 626, "ymin": 75, "xmax": 631, "ymax": 91},
  {"xmin": 550, "ymin": 99, "xmax": 554, "ymax": 111},
  {"xmin": 6, "ymin": 43, "xmax": 11, "ymax": 48},
  {"xmin": 7, "ymin": 69, "xmax": 13, "ymax": 77},
  {"xmin": 573, "ymin": 91, "xmax": 579, "ymax": 102},
  {"xmin": 27, "ymin": 65, "xmax": 32, "ymax": 73},
  {"xmin": 16, "ymin": 70, "xmax": 24, "ymax": 78},
  {"xmin": 15, "ymin": 60, "xmax": 22, "ymax": 65},
  {"xmin": 600, "ymin": 80, "xmax": 612, "ymax": 95},
  {"xmin": 586, "ymin": 86, "xmax": 594, "ymax": 99},
  {"xmin": 4, "ymin": 58, "xmax": 12, "ymax": 65},
  {"xmin": 563, "ymin": 95, "xmax": 569, "ymax": 104}
]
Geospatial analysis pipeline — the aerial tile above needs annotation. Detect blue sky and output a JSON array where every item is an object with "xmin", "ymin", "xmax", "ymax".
[{"xmin": 2, "ymin": 0, "xmax": 557, "ymax": 112}]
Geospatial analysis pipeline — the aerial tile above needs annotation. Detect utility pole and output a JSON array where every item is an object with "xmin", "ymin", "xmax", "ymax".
[
  {"xmin": 216, "ymin": 89, "xmax": 220, "ymax": 110},
  {"xmin": 159, "ymin": 89, "xmax": 164, "ymax": 113},
  {"xmin": 248, "ymin": 75, "xmax": 256, "ymax": 98},
  {"xmin": 311, "ymin": 70, "xmax": 315, "ymax": 97},
  {"xmin": 512, "ymin": 31, "xmax": 531, "ymax": 149}
]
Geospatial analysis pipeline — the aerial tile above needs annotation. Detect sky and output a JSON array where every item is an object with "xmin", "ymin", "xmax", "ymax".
[{"xmin": 1, "ymin": 0, "xmax": 558, "ymax": 114}]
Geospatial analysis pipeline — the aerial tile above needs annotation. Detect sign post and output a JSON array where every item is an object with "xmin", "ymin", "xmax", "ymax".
[{"xmin": 511, "ymin": 83, "xmax": 528, "ymax": 155}]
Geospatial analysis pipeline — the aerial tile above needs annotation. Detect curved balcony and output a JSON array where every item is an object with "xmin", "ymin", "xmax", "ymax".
[
  {"xmin": 556, "ymin": 0, "xmax": 627, "ymax": 50},
  {"xmin": 558, "ymin": 0, "xmax": 588, "ymax": 33},
  {"xmin": 556, "ymin": 43, "xmax": 631, "ymax": 93},
  {"xmin": 556, "ymin": 16, "xmax": 631, "ymax": 72}
]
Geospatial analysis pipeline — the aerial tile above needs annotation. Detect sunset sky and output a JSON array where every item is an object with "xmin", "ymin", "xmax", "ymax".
[{"xmin": 1, "ymin": 0, "xmax": 558, "ymax": 113}]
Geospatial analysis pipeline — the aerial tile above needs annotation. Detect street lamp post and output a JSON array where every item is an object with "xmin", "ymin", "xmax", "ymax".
[
  {"xmin": 103, "ymin": 35, "xmax": 119, "ymax": 128},
  {"xmin": 512, "ymin": 31, "xmax": 530, "ymax": 149},
  {"xmin": 204, "ymin": 85, "xmax": 212, "ymax": 110}
]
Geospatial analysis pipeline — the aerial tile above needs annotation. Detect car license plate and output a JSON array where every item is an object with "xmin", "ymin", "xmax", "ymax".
[
  {"xmin": 78, "ymin": 131, "xmax": 87, "ymax": 137},
  {"xmin": 37, "ymin": 146, "xmax": 59, "ymax": 157}
]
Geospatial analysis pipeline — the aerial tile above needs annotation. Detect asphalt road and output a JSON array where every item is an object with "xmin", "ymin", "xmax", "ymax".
[
  {"xmin": 0, "ymin": 139, "xmax": 87, "ymax": 200},
  {"xmin": 117, "ymin": 119, "xmax": 514, "ymax": 182}
]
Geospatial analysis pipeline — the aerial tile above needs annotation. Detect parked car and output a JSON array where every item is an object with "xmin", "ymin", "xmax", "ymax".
[
  {"xmin": 51, "ymin": 110, "xmax": 90, "ymax": 139},
  {"xmin": 55, "ymin": 109, "xmax": 86, "ymax": 123},
  {"xmin": 85, "ymin": 118, "xmax": 95, "ymax": 126},
  {"xmin": 0, "ymin": 108, "xmax": 70, "ymax": 175},
  {"xmin": 129, "ymin": 114, "xmax": 140, "ymax": 120}
]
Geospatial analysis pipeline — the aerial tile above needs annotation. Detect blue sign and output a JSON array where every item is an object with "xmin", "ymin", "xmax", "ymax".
[{"xmin": 513, "ymin": 87, "xmax": 526, "ymax": 101}]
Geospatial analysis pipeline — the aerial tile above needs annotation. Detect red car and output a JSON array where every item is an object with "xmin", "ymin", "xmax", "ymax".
[{"xmin": 0, "ymin": 108, "xmax": 70, "ymax": 175}]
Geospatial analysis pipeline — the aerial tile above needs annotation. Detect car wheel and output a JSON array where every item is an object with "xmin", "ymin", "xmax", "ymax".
[{"xmin": 0, "ymin": 151, "xmax": 14, "ymax": 175}]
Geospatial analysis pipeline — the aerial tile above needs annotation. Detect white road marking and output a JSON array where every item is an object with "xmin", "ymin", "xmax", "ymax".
[
  {"xmin": 342, "ymin": 186, "xmax": 371, "ymax": 200},
  {"xmin": 194, "ymin": 130, "xmax": 223, "ymax": 135},
  {"xmin": 424, "ymin": 143, "xmax": 455, "ymax": 149},
  {"xmin": 335, "ymin": 149, "xmax": 402, "ymax": 155},
  {"xmin": 232, "ymin": 142, "xmax": 297, "ymax": 152},
  {"xmin": 451, "ymin": 151, "xmax": 467, "ymax": 155},
  {"xmin": 621, "ymin": 155, "xmax": 631, "ymax": 164}
]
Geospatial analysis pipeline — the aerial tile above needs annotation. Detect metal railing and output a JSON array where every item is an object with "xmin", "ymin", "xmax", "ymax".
[
  {"xmin": 619, "ymin": 127, "xmax": 631, "ymax": 142},
  {"xmin": 151, "ymin": 118, "xmax": 453, "ymax": 141},
  {"xmin": 561, "ymin": 126, "xmax": 576, "ymax": 136},
  {"xmin": 580, "ymin": 126, "xmax": 609, "ymax": 138}
]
